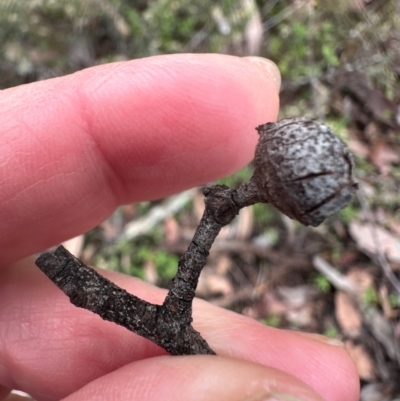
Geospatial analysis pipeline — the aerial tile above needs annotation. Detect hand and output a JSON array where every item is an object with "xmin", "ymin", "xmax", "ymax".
[{"xmin": 0, "ymin": 54, "xmax": 359, "ymax": 401}]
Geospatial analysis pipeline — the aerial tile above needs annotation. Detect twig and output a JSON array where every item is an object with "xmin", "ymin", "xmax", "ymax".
[
  {"xmin": 356, "ymin": 187, "xmax": 400, "ymax": 296},
  {"xmin": 118, "ymin": 189, "xmax": 196, "ymax": 242},
  {"xmin": 312, "ymin": 255, "xmax": 400, "ymax": 363},
  {"xmin": 312, "ymin": 255, "xmax": 358, "ymax": 295},
  {"xmin": 36, "ymin": 118, "xmax": 357, "ymax": 356},
  {"xmin": 36, "ymin": 245, "xmax": 214, "ymax": 355}
]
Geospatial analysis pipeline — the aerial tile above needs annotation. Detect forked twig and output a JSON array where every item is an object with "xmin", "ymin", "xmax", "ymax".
[{"xmin": 36, "ymin": 118, "xmax": 358, "ymax": 355}]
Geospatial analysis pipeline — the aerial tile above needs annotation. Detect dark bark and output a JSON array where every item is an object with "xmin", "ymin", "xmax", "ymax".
[
  {"xmin": 36, "ymin": 245, "xmax": 215, "ymax": 355},
  {"xmin": 35, "ymin": 118, "xmax": 358, "ymax": 356}
]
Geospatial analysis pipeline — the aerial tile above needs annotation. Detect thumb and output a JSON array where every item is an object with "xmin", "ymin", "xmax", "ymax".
[{"xmin": 63, "ymin": 355, "xmax": 324, "ymax": 401}]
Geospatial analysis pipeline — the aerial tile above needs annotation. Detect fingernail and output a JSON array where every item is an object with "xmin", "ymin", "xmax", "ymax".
[
  {"xmin": 296, "ymin": 331, "xmax": 345, "ymax": 348},
  {"xmin": 245, "ymin": 57, "xmax": 281, "ymax": 91}
]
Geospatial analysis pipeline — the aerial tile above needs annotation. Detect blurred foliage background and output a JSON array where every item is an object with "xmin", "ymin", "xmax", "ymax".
[
  {"xmin": 2, "ymin": 0, "xmax": 400, "ymax": 399},
  {"xmin": 1, "ymin": 0, "xmax": 399, "ymax": 93}
]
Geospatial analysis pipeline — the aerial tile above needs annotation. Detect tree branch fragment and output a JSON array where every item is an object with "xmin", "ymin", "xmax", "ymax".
[{"xmin": 36, "ymin": 118, "xmax": 358, "ymax": 356}]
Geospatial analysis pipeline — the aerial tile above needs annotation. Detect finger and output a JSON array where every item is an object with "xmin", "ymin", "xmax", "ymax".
[
  {"xmin": 0, "ymin": 54, "xmax": 279, "ymax": 266},
  {"xmin": 63, "ymin": 355, "xmax": 325, "ymax": 401},
  {"xmin": 0, "ymin": 258, "xmax": 359, "ymax": 401}
]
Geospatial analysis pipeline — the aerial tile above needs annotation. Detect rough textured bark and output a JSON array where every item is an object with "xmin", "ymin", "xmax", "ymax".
[{"xmin": 35, "ymin": 118, "xmax": 358, "ymax": 356}]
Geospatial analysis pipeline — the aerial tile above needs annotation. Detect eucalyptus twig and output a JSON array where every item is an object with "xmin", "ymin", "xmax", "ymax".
[
  {"xmin": 35, "ymin": 118, "xmax": 358, "ymax": 356},
  {"xmin": 36, "ymin": 245, "xmax": 214, "ymax": 355}
]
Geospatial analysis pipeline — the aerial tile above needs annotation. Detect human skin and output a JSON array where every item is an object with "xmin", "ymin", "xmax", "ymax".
[{"xmin": 0, "ymin": 54, "xmax": 360, "ymax": 401}]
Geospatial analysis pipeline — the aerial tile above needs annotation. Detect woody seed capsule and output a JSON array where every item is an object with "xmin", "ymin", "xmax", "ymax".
[{"xmin": 251, "ymin": 117, "xmax": 358, "ymax": 227}]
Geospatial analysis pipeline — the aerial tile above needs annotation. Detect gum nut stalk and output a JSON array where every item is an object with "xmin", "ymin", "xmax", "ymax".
[{"xmin": 252, "ymin": 118, "xmax": 358, "ymax": 227}]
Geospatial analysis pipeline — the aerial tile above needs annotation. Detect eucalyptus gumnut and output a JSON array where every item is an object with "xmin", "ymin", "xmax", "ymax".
[{"xmin": 251, "ymin": 117, "xmax": 358, "ymax": 227}]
